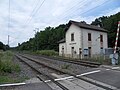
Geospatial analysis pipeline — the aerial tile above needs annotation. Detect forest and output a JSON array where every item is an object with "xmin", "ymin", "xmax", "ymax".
[{"xmin": 12, "ymin": 12, "xmax": 120, "ymax": 51}]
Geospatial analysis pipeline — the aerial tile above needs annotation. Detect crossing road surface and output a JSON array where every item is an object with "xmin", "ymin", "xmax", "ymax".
[{"xmin": 85, "ymin": 66, "xmax": 120, "ymax": 89}]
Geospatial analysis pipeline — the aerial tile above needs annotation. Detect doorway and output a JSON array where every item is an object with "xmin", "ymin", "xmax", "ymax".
[
  {"xmin": 88, "ymin": 47, "xmax": 91, "ymax": 57},
  {"xmin": 62, "ymin": 46, "xmax": 64, "ymax": 56},
  {"xmin": 71, "ymin": 47, "xmax": 74, "ymax": 57}
]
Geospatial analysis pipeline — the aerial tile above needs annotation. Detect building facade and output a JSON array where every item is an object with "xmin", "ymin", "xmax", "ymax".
[{"xmin": 59, "ymin": 20, "xmax": 108, "ymax": 58}]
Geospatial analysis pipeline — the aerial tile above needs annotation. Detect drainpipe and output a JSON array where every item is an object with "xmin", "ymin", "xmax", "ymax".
[{"xmin": 81, "ymin": 29, "xmax": 83, "ymax": 59}]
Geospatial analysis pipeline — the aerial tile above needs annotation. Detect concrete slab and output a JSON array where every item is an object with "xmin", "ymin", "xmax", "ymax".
[
  {"xmin": 70, "ymin": 78, "xmax": 105, "ymax": 90},
  {"xmin": 47, "ymin": 82, "xmax": 63, "ymax": 90},
  {"xmin": 51, "ymin": 73, "xmax": 105, "ymax": 90},
  {"xmin": 25, "ymin": 77, "xmax": 42, "ymax": 83},
  {"xmin": 59, "ymin": 80, "xmax": 85, "ymax": 90},
  {"xmin": 0, "ymin": 82, "xmax": 52, "ymax": 90},
  {"xmin": 85, "ymin": 69, "xmax": 120, "ymax": 89},
  {"xmin": 101, "ymin": 65, "xmax": 120, "ymax": 71}
]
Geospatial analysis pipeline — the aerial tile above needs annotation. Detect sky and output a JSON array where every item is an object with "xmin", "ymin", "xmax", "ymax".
[{"xmin": 0, "ymin": 0, "xmax": 120, "ymax": 47}]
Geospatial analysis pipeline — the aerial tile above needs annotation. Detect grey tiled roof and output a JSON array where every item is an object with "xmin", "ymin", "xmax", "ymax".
[
  {"xmin": 59, "ymin": 20, "xmax": 107, "ymax": 44},
  {"xmin": 58, "ymin": 38, "xmax": 65, "ymax": 43},
  {"xmin": 65, "ymin": 20, "xmax": 107, "ymax": 32}
]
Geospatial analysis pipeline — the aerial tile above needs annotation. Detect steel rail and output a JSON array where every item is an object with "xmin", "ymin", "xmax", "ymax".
[
  {"xmin": 18, "ymin": 54, "xmax": 113, "ymax": 90},
  {"xmin": 15, "ymin": 55, "xmax": 69, "ymax": 90},
  {"xmin": 30, "ymin": 54, "xmax": 101, "ymax": 67}
]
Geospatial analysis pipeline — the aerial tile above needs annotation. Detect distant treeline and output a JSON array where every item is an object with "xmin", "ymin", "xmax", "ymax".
[
  {"xmin": 18, "ymin": 24, "xmax": 66, "ymax": 51},
  {"xmin": 0, "ymin": 42, "xmax": 9, "ymax": 51},
  {"xmin": 17, "ymin": 12, "xmax": 120, "ymax": 51}
]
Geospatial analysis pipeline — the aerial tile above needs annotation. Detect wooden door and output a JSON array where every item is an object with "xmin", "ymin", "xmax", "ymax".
[{"xmin": 71, "ymin": 47, "xmax": 74, "ymax": 57}]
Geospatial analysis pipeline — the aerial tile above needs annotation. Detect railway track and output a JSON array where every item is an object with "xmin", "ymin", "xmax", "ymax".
[
  {"xmin": 16, "ymin": 54, "xmax": 113, "ymax": 90},
  {"xmin": 16, "ymin": 54, "xmax": 69, "ymax": 90},
  {"xmin": 27, "ymin": 54, "xmax": 101, "ymax": 68}
]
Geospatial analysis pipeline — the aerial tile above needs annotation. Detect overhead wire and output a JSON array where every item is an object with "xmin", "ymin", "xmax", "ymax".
[
  {"xmin": 53, "ymin": 0, "xmax": 112, "ymax": 24},
  {"xmin": 71, "ymin": 0, "xmax": 112, "ymax": 19},
  {"xmin": 14, "ymin": 0, "xmax": 46, "ymax": 43},
  {"xmin": 24, "ymin": 0, "xmax": 46, "ymax": 27},
  {"xmin": 51, "ymin": 0, "xmax": 96, "ymax": 25},
  {"xmin": 23, "ymin": 0, "xmax": 41, "ymax": 26},
  {"xmin": 55, "ymin": 0, "xmax": 91, "ymax": 19}
]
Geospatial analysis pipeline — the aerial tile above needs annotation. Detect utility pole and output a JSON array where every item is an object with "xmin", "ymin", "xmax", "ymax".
[
  {"xmin": 7, "ymin": 0, "xmax": 10, "ymax": 47},
  {"xmin": 33, "ymin": 28, "xmax": 39, "ymax": 51},
  {"xmin": 8, "ymin": 35, "xmax": 10, "ymax": 46}
]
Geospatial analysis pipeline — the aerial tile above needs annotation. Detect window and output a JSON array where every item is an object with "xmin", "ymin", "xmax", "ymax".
[
  {"xmin": 88, "ymin": 33, "xmax": 91, "ymax": 41},
  {"xmin": 88, "ymin": 47, "xmax": 91, "ymax": 57},
  {"xmin": 62, "ymin": 46, "xmax": 64, "ymax": 56},
  {"xmin": 71, "ymin": 47, "xmax": 74, "ymax": 57},
  {"xmin": 62, "ymin": 46, "xmax": 64, "ymax": 50},
  {"xmin": 100, "ymin": 35, "xmax": 103, "ymax": 42},
  {"xmin": 71, "ymin": 33, "xmax": 74, "ymax": 41},
  {"xmin": 100, "ymin": 47, "xmax": 103, "ymax": 54}
]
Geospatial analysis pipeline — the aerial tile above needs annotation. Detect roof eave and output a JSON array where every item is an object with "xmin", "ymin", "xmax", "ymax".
[{"xmin": 79, "ymin": 26, "xmax": 108, "ymax": 33}]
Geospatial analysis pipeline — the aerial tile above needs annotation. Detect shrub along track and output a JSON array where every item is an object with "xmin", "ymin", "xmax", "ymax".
[
  {"xmin": 16, "ymin": 54, "xmax": 113, "ymax": 90},
  {"xmin": 36, "ymin": 55, "xmax": 101, "ymax": 67}
]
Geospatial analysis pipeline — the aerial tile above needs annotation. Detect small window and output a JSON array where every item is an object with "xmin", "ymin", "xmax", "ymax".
[
  {"xmin": 71, "ymin": 33, "xmax": 74, "ymax": 41},
  {"xmin": 88, "ymin": 33, "xmax": 91, "ymax": 41},
  {"xmin": 62, "ymin": 46, "xmax": 64, "ymax": 50},
  {"xmin": 100, "ymin": 47, "xmax": 103, "ymax": 54},
  {"xmin": 100, "ymin": 35, "xmax": 103, "ymax": 42}
]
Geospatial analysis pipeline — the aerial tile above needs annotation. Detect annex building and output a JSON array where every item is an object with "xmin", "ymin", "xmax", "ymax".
[{"xmin": 59, "ymin": 20, "xmax": 108, "ymax": 59}]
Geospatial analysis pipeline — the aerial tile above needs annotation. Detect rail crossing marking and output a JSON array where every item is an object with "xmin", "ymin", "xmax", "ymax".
[
  {"xmin": 111, "ymin": 67, "xmax": 120, "ymax": 70},
  {"xmin": 105, "ymin": 66, "xmax": 120, "ymax": 71},
  {"xmin": 76, "ymin": 70, "xmax": 101, "ymax": 77},
  {"xmin": 0, "ymin": 83, "xmax": 26, "ymax": 87},
  {"xmin": 44, "ymin": 70, "xmax": 101, "ymax": 82},
  {"xmin": 106, "ymin": 69, "xmax": 110, "ymax": 70},
  {"xmin": 0, "ymin": 68, "xmax": 119, "ymax": 87},
  {"xmin": 45, "ymin": 67, "xmax": 120, "ymax": 83}
]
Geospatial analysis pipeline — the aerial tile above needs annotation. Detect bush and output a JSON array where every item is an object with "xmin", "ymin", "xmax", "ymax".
[
  {"xmin": 0, "ymin": 51, "xmax": 20, "ymax": 73},
  {"xmin": 35, "ymin": 50, "xmax": 58, "ymax": 56}
]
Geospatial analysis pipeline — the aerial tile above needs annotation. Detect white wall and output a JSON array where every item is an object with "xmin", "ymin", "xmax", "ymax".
[
  {"xmin": 59, "ymin": 42, "xmax": 66, "ymax": 56},
  {"xmin": 82, "ymin": 28, "xmax": 108, "ymax": 55},
  {"xmin": 65, "ymin": 24, "xmax": 81, "ymax": 55}
]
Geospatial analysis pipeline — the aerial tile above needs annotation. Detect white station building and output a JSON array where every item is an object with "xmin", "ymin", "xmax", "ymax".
[{"xmin": 59, "ymin": 20, "xmax": 108, "ymax": 58}]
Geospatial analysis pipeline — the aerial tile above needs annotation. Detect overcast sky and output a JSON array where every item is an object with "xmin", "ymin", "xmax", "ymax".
[{"xmin": 0, "ymin": 0, "xmax": 120, "ymax": 47}]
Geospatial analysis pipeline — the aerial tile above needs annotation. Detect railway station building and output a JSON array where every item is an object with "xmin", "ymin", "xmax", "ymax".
[{"xmin": 59, "ymin": 20, "xmax": 108, "ymax": 59}]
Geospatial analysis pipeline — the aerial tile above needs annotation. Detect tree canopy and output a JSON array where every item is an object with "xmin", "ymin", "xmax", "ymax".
[
  {"xmin": 18, "ymin": 24, "xmax": 66, "ymax": 51},
  {"xmin": 91, "ymin": 12, "xmax": 120, "ymax": 47}
]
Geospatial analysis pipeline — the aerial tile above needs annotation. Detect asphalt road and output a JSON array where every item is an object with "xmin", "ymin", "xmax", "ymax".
[{"xmin": 86, "ymin": 67, "xmax": 120, "ymax": 89}]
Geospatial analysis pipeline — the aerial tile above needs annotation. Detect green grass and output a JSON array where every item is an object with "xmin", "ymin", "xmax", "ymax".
[
  {"xmin": 0, "ymin": 76, "xmax": 15, "ymax": 84},
  {"xmin": 83, "ymin": 56, "xmax": 111, "ymax": 65},
  {"xmin": 0, "ymin": 51, "xmax": 24, "ymax": 84},
  {"xmin": 0, "ymin": 51, "xmax": 20, "ymax": 73},
  {"xmin": 0, "ymin": 75, "xmax": 29, "ymax": 84},
  {"xmin": 61, "ymin": 64, "xmax": 71, "ymax": 69},
  {"xmin": 35, "ymin": 50, "xmax": 58, "ymax": 56}
]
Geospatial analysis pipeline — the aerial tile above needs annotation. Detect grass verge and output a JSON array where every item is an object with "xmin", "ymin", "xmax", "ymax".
[
  {"xmin": 0, "ymin": 51, "xmax": 29, "ymax": 84},
  {"xmin": 34, "ymin": 50, "xmax": 58, "ymax": 56},
  {"xmin": 0, "ymin": 51, "xmax": 20, "ymax": 73}
]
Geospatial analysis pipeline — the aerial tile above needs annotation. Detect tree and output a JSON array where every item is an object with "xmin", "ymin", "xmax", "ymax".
[
  {"xmin": 91, "ymin": 12, "xmax": 120, "ymax": 47},
  {"xmin": 17, "ymin": 24, "xmax": 66, "ymax": 51},
  {"xmin": 0, "ymin": 42, "xmax": 4, "ymax": 50}
]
